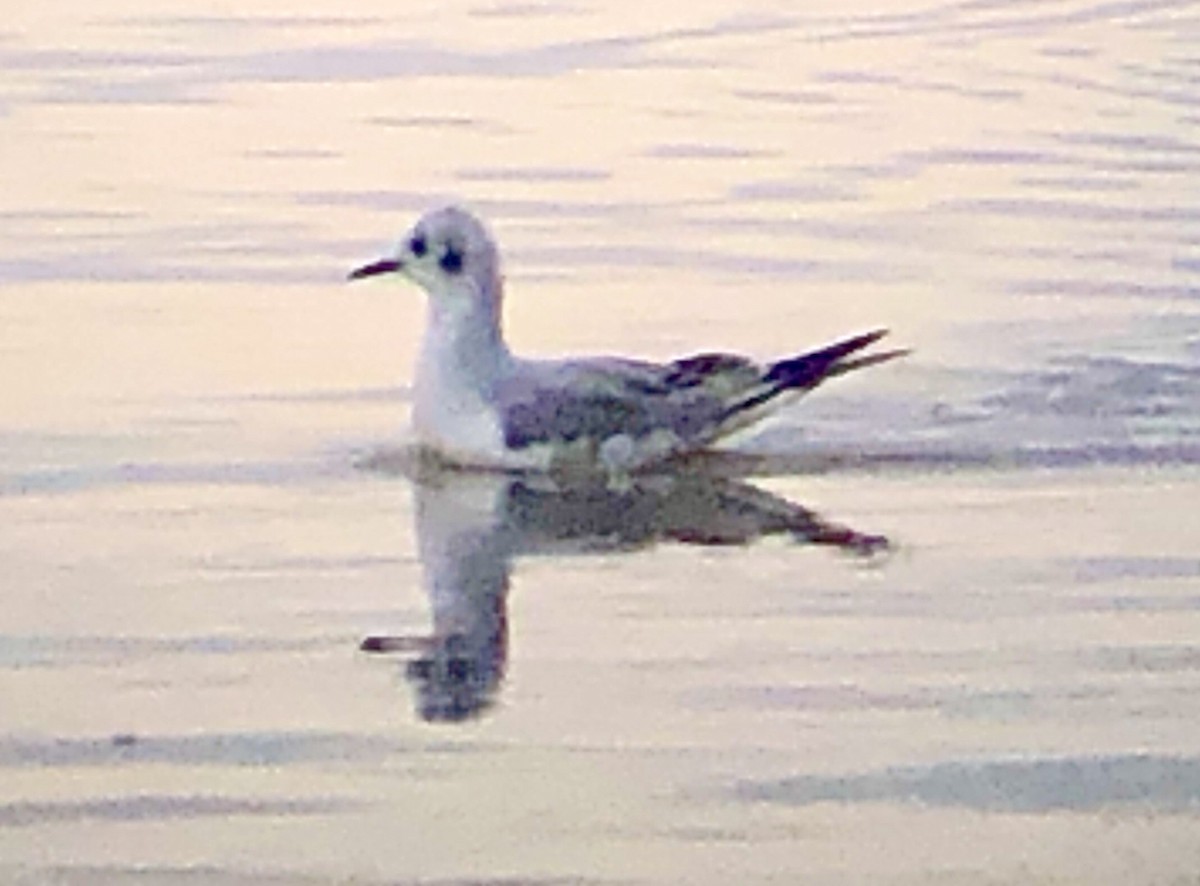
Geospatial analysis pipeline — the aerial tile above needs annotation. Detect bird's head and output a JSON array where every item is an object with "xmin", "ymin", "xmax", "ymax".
[{"xmin": 349, "ymin": 205, "xmax": 502, "ymax": 317}]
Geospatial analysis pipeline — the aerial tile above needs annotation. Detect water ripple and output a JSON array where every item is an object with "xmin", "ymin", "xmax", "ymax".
[
  {"xmin": 0, "ymin": 732, "xmax": 409, "ymax": 769},
  {"xmin": 739, "ymin": 753, "xmax": 1200, "ymax": 813},
  {"xmin": 0, "ymin": 794, "xmax": 356, "ymax": 828}
]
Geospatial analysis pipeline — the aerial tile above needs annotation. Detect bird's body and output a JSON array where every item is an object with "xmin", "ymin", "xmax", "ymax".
[{"xmin": 350, "ymin": 206, "xmax": 906, "ymax": 476}]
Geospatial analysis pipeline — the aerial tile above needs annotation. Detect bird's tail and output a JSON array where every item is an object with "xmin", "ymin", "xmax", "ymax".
[{"xmin": 713, "ymin": 329, "xmax": 908, "ymax": 436}]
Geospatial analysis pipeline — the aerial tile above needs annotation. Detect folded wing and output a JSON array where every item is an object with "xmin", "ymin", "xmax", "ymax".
[{"xmin": 497, "ymin": 329, "xmax": 906, "ymax": 467}]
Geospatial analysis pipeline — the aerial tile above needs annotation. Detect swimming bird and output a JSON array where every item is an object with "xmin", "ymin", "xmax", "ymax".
[{"xmin": 349, "ymin": 206, "xmax": 906, "ymax": 476}]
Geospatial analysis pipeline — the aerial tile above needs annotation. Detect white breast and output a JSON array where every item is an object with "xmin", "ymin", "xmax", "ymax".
[
  {"xmin": 412, "ymin": 381, "xmax": 503, "ymax": 465},
  {"xmin": 412, "ymin": 344, "xmax": 546, "ymax": 470}
]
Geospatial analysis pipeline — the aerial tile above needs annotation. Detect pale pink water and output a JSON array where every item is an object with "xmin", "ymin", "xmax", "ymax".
[{"xmin": 2, "ymin": 0, "xmax": 1199, "ymax": 882}]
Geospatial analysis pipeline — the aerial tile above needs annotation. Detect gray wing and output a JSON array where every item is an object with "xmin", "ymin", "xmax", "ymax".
[
  {"xmin": 495, "ymin": 330, "xmax": 905, "ymax": 458},
  {"xmin": 497, "ymin": 354, "xmax": 763, "ymax": 453}
]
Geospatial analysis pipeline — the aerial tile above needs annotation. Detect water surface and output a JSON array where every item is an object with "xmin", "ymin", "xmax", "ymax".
[{"xmin": 2, "ymin": 0, "xmax": 1199, "ymax": 882}]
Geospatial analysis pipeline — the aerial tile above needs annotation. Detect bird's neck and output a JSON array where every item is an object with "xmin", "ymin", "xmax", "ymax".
[{"xmin": 416, "ymin": 288, "xmax": 512, "ymax": 401}]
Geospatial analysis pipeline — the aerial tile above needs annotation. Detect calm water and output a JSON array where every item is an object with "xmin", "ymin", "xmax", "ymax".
[{"xmin": 2, "ymin": 0, "xmax": 1200, "ymax": 882}]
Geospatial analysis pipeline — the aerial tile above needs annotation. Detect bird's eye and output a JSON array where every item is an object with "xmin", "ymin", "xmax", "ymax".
[
  {"xmin": 410, "ymin": 235, "xmax": 427, "ymax": 257},
  {"xmin": 440, "ymin": 245, "xmax": 464, "ymax": 274}
]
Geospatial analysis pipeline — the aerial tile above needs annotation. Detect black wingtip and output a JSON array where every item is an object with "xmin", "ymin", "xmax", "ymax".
[
  {"xmin": 717, "ymin": 330, "xmax": 905, "ymax": 426},
  {"xmin": 832, "ymin": 346, "xmax": 911, "ymax": 376},
  {"xmin": 764, "ymin": 328, "xmax": 898, "ymax": 390}
]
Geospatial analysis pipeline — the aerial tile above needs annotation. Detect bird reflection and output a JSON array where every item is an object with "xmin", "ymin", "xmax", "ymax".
[{"xmin": 361, "ymin": 458, "xmax": 889, "ymax": 723}]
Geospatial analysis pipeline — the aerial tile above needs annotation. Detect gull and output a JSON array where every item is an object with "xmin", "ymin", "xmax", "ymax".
[{"xmin": 349, "ymin": 206, "xmax": 907, "ymax": 476}]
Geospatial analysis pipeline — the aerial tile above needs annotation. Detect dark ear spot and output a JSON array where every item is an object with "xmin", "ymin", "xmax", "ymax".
[{"xmin": 440, "ymin": 244, "xmax": 464, "ymax": 274}]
